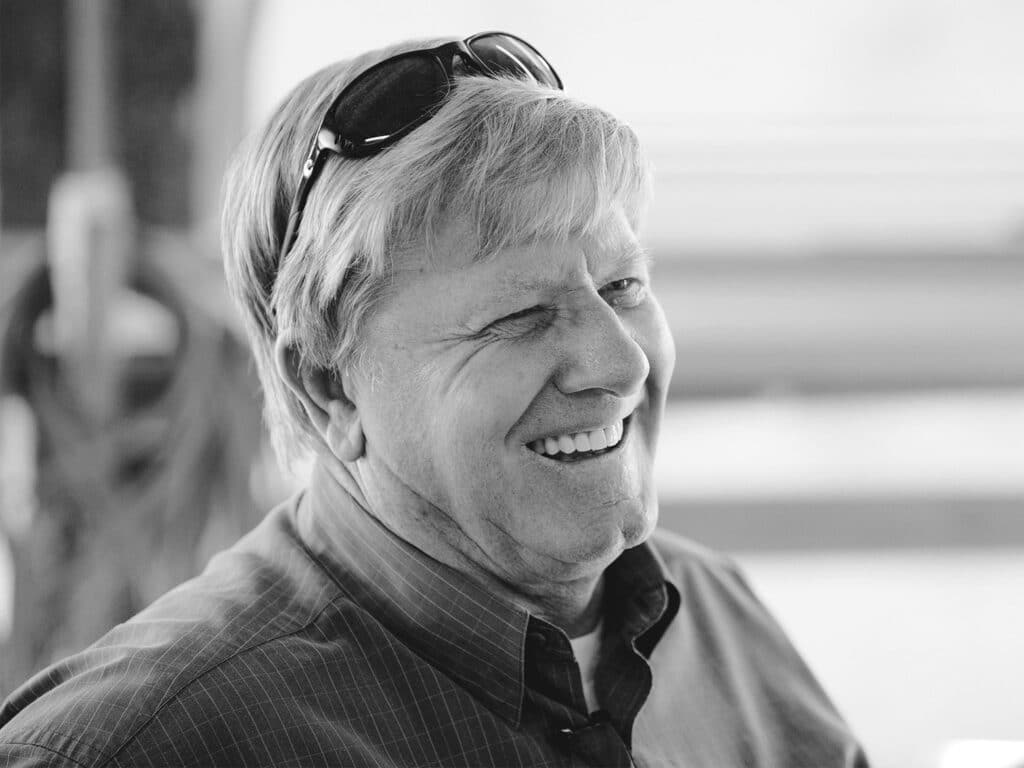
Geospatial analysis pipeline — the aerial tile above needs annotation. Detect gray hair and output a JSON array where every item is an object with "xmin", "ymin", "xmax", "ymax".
[{"xmin": 221, "ymin": 39, "xmax": 652, "ymax": 466}]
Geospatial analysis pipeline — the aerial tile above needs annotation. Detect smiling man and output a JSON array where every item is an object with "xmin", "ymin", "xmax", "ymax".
[
  {"xmin": 0, "ymin": 33, "xmax": 867, "ymax": 768},
  {"xmin": 337, "ymin": 219, "xmax": 672, "ymax": 640}
]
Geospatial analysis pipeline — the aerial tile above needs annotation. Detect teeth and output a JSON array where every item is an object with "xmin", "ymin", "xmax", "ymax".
[
  {"xmin": 605, "ymin": 422, "xmax": 619, "ymax": 446},
  {"xmin": 528, "ymin": 419, "xmax": 626, "ymax": 457}
]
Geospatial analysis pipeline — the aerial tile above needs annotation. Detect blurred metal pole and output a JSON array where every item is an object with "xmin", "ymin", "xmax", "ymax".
[
  {"xmin": 191, "ymin": 0, "xmax": 258, "ymax": 254},
  {"xmin": 66, "ymin": 0, "xmax": 115, "ymax": 171},
  {"xmin": 47, "ymin": 171, "xmax": 133, "ymax": 427},
  {"xmin": 1, "ymin": 9, "xmax": 4, "ymax": 237},
  {"xmin": 58, "ymin": 0, "xmax": 132, "ymax": 426}
]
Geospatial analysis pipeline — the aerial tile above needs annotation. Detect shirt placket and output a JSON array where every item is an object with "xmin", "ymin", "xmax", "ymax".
[{"xmin": 524, "ymin": 620, "xmax": 637, "ymax": 768}]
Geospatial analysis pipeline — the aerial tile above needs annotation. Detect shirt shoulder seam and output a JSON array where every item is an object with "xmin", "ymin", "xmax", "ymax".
[
  {"xmin": 2, "ymin": 737, "xmax": 94, "ymax": 767},
  {"xmin": 99, "ymin": 597, "xmax": 340, "ymax": 767}
]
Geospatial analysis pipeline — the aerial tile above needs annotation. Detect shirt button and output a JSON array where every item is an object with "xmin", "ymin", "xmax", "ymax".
[{"xmin": 553, "ymin": 727, "xmax": 577, "ymax": 752}]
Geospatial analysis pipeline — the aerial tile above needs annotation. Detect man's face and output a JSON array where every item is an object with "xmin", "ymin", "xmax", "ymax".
[{"xmin": 348, "ymin": 209, "xmax": 675, "ymax": 585}]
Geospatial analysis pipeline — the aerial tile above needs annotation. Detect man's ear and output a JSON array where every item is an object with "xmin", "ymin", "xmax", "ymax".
[{"xmin": 273, "ymin": 333, "xmax": 365, "ymax": 462}]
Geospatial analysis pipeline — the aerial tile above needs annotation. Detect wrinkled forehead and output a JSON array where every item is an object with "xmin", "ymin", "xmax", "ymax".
[
  {"xmin": 387, "ymin": 202, "xmax": 645, "ymax": 293},
  {"xmin": 404, "ymin": 198, "xmax": 641, "ymax": 272}
]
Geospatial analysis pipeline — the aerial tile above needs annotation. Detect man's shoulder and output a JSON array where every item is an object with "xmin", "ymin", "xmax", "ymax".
[
  {"xmin": 647, "ymin": 525, "xmax": 745, "ymax": 583},
  {"xmin": 0, "ymin": 498, "xmax": 347, "ymax": 767},
  {"xmin": 646, "ymin": 526, "xmax": 778, "ymax": 631},
  {"xmin": 641, "ymin": 530, "xmax": 867, "ymax": 766}
]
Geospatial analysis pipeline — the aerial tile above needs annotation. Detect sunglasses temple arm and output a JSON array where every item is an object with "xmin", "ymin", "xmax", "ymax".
[
  {"xmin": 278, "ymin": 163, "xmax": 318, "ymax": 267},
  {"xmin": 266, "ymin": 161, "xmax": 314, "ymax": 330},
  {"xmin": 277, "ymin": 128, "xmax": 342, "ymax": 268}
]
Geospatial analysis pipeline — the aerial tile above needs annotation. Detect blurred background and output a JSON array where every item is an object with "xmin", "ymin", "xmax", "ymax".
[{"xmin": 1, "ymin": 1, "xmax": 1022, "ymax": 766}]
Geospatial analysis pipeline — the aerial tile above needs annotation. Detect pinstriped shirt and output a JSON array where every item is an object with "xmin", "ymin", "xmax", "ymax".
[{"xmin": 0, "ymin": 467, "xmax": 867, "ymax": 767}]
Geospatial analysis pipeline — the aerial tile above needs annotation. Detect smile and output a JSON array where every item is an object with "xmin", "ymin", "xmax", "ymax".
[{"xmin": 526, "ymin": 415, "xmax": 631, "ymax": 462}]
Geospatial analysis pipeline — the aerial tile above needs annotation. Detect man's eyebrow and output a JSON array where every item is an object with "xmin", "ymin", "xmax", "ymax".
[{"xmin": 603, "ymin": 243, "xmax": 653, "ymax": 272}]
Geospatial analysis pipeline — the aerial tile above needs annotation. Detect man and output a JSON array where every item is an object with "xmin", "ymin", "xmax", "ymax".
[{"xmin": 0, "ymin": 33, "xmax": 868, "ymax": 767}]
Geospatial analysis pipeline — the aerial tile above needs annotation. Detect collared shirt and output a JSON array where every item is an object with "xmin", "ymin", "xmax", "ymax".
[{"xmin": 0, "ymin": 468, "xmax": 868, "ymax": 767}]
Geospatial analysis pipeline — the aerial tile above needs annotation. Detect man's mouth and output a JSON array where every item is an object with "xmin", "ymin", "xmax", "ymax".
[{"xmin": 526, "ymin": 415, "xmax": 632, "ymax": 462}]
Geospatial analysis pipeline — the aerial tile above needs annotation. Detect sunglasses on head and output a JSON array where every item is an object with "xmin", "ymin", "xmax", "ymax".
[{"xmin": 276, "ymin": 31, "xmax": 563, "ymax": 272}]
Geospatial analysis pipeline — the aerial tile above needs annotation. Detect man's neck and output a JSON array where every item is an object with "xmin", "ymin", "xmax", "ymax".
[{"xmin": 311, "ymin": 456, "xmax": 607, "ymax": 638}]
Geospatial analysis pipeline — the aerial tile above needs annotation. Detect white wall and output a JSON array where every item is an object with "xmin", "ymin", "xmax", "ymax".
[{"xmin": 247, "ymin": 1, "xmax": 1024, "ymax": 254}]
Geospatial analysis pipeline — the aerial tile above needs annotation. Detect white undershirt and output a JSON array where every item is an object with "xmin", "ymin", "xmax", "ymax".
[{"xmin": 569, "ymin": 619, "xmax": 603, "ymax": 713}]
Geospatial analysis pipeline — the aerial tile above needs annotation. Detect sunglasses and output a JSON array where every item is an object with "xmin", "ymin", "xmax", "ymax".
[{"xmin": 276, "ymin": 32, "xmax": 563, "ymax": 271}]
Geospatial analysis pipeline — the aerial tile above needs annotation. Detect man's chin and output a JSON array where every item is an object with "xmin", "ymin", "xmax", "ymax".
[
  {"xmin": 618, "ymin": 496, "xmax": 658, "ymax": 549},
  {"xmin": 554, "ymin": 498, "xmax": 658, "ymax": 567}
]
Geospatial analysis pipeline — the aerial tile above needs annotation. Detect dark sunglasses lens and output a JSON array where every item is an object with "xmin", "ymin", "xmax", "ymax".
[
  {"xmin": 333, "ymin": 55, "xmax": 449, "ymax": 149},
  {"xmin": 468, "ymin": 34, "xmax": 561, "ymax": 88}
]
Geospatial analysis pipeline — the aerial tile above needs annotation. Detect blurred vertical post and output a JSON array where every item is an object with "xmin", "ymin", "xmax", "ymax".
[
  {"xmin": 50, "ymin": 0, "xmax": 134, "ymax": 455},
  {"xmin": 47, "ymin": 172, "xmax": 134, "ymax": 428},
  {"xmin": 191, "ymin": 0, "xmax": 256, "ymax": 257},
  {"xmin": 56, "ymin": 0, "xmax": 132, "ymax": 426},
  {"xmin": 66, "ymin": 0, "xmax": 115, "ymax": 172}
]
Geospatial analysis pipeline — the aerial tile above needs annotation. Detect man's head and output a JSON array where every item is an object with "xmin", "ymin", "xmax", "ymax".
[{"xmin": 222, "ymin": 35, "xmax": 675, "ymax": 585}]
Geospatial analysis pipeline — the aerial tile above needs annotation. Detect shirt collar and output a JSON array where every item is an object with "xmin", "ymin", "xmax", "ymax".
[
  {"xmin": 296, "ymin": 461, "xmax": 679, "ymax": 727},
  {"xmin": 607, "ymin": 539, "xmax": 682, "ymax": 658}
]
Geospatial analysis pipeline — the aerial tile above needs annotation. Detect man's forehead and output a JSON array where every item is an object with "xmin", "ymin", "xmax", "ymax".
[
  {"xmin": 391, "ymin": 243, "xmax": 648, "ymax": 310},
  {"xmin": 395, "ymin": 211, "xmax": 645, "ymax": 276}
]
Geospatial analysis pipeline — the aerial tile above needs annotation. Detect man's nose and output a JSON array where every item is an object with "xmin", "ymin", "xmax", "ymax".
[{"xmin": 553, "ymin": 295, "xmax": 650, "ymax": 397}]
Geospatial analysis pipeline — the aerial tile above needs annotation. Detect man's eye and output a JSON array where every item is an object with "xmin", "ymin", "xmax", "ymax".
[
  {"xmin": 483, "ymin": 306, "xmax": 550, "ymax": 338},
  {"xmin": 600, "ymin": 278, "xmax": 646, "ymax": 307},
  {"xmin": 501, "ymin": 306, "xmax": 542, "ymax": 323}
]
